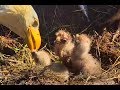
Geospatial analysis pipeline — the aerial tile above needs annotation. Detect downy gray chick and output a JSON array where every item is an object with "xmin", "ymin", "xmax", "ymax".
[
  {"xmin": 71, "ymin": 34, "xmax": 102, "ymax": 76},
  {"xmin": 54, "ymin": 29, "xmax": 74, "ymax": 67}
]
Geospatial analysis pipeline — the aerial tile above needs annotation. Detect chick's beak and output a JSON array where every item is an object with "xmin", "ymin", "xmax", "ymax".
[{"xmin": 26, "ymin": 26, "xmax": 41, "ymax": 52}]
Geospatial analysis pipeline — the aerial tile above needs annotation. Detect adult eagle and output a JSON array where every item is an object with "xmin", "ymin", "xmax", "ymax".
[{"xmin": 0, "ymin": 5, "xmax": 41, "ymax": 52}]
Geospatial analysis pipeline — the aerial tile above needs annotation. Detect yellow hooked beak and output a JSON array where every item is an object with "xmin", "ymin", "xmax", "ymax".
[{"xmin": 25, "ymin": 26, "xmax": 41, "ymax": 52}]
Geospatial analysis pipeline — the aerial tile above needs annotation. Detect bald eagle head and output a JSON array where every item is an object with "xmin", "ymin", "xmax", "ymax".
[{"xmin": 0, "ymin": 5, "xmax": 41, "ymax": 52}]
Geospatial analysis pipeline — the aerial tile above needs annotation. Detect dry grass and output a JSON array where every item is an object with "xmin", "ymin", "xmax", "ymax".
[{"xmin": 0, "ymin": 27, "xmax": 120, "ymax": 85}]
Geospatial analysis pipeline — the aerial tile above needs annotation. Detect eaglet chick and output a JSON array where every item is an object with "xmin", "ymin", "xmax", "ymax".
[
  {"xmin": 32, "ymin": 50, "xmax": 52, "ymax": 67},
  {"xmin": 71, "ymin": 34, "xmax": 102, "ymax": 76},
  {"xmin": 54, "ymin": 30, "xmax": 74, "ymax": 67},
  {"xmin": 32, "ymin": 50, "xmax": 69, "ymax": 84}
]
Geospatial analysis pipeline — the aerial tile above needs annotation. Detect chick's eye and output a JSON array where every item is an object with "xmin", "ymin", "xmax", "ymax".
[
  {"xmin": 75, "ymin": 41, "xmax": 79, "ymax": 46},
  {"xmin": 32, "ymin": 19, "xmax": 38, "ymax": 27},
  {"xmin": 61, "ymin": 39, "xmax": 66, "ymax": 43}
]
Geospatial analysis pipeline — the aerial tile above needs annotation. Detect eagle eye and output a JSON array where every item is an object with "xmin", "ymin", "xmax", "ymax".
[{"xmin": 32, "ymin": 19, "xmax": 38, "ymax": 27}]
